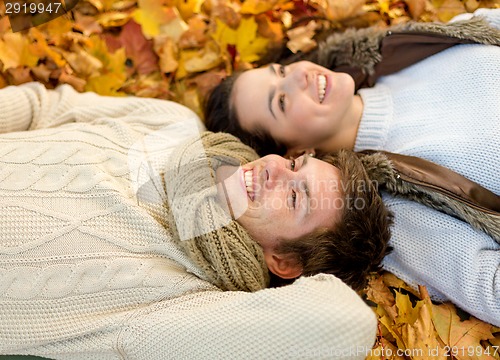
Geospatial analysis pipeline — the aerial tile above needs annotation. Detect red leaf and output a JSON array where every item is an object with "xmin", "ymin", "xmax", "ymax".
[{"xmin": 104, "ymin": 20, "xmax": 159, "ymax": 75}]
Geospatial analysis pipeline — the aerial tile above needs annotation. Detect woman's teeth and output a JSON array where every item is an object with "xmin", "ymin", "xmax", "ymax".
[
  {"xmin": 318, "ymin": 74, "xmax": 326, "ymax": 103},
  {"xmin": 245, "ymin": 170, "xmax": 253, "ymax": 197}
]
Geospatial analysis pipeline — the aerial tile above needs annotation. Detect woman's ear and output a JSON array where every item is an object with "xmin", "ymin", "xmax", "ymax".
[
  {"xmin": 285, "ymin": 147, "xmax": 316, "ymax": 160},
  {"xmin": 264, "ymin": 252, "xmax": 303, "ymax": 279}
]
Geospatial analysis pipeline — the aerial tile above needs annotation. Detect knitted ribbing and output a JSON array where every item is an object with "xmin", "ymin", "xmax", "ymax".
[{"xmin": 164, "ymin": 131, "xmax": 270, "ymax": 292}]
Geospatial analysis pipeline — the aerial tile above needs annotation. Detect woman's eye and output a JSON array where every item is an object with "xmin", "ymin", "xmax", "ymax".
[
  {"xmin": 279, "ymin": 65, "xmax": 286, "ymax": 77},
  {"xmin": 290, "ymin": 159, "xmax": 295, "ymax": 170},
  {"xmin": 279, "ymin": 94, "xmax": 285, "ymax": 112}
]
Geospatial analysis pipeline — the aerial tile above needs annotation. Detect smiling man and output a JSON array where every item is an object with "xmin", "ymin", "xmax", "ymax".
[{"xmin": 214, "ymin": 148, "xmax": 392, "ymax": 288}]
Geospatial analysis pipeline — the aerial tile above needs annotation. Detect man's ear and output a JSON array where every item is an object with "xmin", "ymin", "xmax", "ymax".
[
  {"xmin": 264, "ymin": 252, "xmax": 303, "ymax": 279},
  {"xmin": 285, "ymin": 147, "xmax": 316, "ymax": 160}
]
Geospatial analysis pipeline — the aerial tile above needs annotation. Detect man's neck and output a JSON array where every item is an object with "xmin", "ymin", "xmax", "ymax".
[{"xmin": 317, "ymin": 95, "xmax": 364, "ymax": 152}]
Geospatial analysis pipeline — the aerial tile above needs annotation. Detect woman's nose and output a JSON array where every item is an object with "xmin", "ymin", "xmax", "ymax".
[{"xmin": 278, "ymin": 66, "xmax": 307, "ymax": 94}]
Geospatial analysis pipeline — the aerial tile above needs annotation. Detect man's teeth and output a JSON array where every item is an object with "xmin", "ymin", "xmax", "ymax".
[
  {"xmin": 318, "ymin": 74, "xmax": 326, "ymax": 103},
  {"xmin": 245, "ymin": 170, "xmax": 253, "ymax": 195}
]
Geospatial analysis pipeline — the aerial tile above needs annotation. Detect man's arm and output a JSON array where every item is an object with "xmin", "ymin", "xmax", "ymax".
[
  {"xmin": 383, "ymin": 197, "xmax": 500, "ymax": 327},
  {"xmin": 122, "ymin": 274, "xmax": 377, "ymax": 360},
  {"xmin": 0, "ymin": 82, "xmax": 198, "ymax": 134}
]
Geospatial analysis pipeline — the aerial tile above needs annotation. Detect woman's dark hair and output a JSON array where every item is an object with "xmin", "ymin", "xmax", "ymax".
[{"xmin": 203, "ymin": 73, "xmax": 287, "ymax": 157}]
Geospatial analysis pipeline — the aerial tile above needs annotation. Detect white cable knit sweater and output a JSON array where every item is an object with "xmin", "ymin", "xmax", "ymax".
[
  {"xmin": 0, "ymin": 83, "xmax": 376, "ymax": 359},
  {"xmin": 355, "ymin": 9, "xmax": 500, "ymax": 327}
]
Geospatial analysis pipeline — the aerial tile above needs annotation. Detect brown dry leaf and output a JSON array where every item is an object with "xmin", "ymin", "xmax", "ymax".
[
  {"xmin": 179, "ymin": 15, "xmax": 208, "ymax": 49},
  {"xmin": 159, "ymin": 8, "xmax": 189, "ymax": 42},
  {"xmin": 406, "ymin": 0, "xmax": 427, "ymax": 19},
  {"xmin": 59, "ymin": 70, "xmax": 87, "ymax": 92},
  {"xmin": 183, "ymin": 41, "xmax": 222, "ymax": 73},
  {"xmin": 326, "ymin": 0, "xmax": 365, "ymax": 21},
  {"xmin": 121, "ymin": 73, "xmax": 173, "ymax": 99},
  {"xmin": 398, "ymin": 288, "xmax": 447, "ymax": 360},
  {"xmin": 6, "ymin": 67, "xmax": 33, "ymax": 85},
  {"xmin": 63, "ymin": 47, "xmax": 103, "ymax": 77},
  {"xmin": 155, "ymin": 35, "xmax": 179, "ymax": 73},
  {"xmin": 0, "ymin": 15, "xmax": 11, "ymax": 33},
  {"xmin": 31, "ymin": 65, "xmax": 52, "ymax": 83},
  {"xmin": 382, "ymin": 272, "xmax": 420, "ymax": 297},
  {"xmin": 367, "ymin": 274, "xmax": 396, "ymax": 309},
  {"xmin": 432, "ymin": 302, "xmax": 496, "ymax": 360},
  {"xmin": 432, "ymin": 0, "xmax": 467, "ymax": 22},
  {"xmin": 286, "ymin": 21, "xmax": 318, "ymax": 54},
  {"xmin": 74, "ymin": 12, "xmax": 103, "ymax": 36}
]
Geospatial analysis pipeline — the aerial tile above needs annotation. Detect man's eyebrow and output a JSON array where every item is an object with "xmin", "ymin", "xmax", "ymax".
[
  {"xmin": 301, "ymin": 155, "xmax": 311, "ymax": 216},
  {"xmin": 268, "ymin": 65, "xmax": 276, "ymax": 120}
]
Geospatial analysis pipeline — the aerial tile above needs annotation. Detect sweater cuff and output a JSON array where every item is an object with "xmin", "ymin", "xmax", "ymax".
[{"xmin": 354, "ymin": 85, "xmax": 392, "ymax": 151}]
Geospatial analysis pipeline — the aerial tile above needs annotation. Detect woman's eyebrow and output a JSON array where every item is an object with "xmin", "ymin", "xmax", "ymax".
[{"xmin": 268, "ymin": 65, "xmax": 276, "ymax": 120}]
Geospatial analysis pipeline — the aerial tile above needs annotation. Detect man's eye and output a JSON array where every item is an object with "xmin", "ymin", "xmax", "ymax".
[
  {"xmin": 279, "ymin": 94, "xmax": 285, "ymax": 112},
  {"xmin": 279, "ymin": 65, "xmax": 286, "ymax": 77},
  {"xmin": 291, "ymin": 190, "xmax": 297, "ymax": 209}
]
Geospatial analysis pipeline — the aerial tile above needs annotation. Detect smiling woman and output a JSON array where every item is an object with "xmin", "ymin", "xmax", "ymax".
[{"xmin": 231, "ymin": 62, "xmax": 363, "ymax": 156}]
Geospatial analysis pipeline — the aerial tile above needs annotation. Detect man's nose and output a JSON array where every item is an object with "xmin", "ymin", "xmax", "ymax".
[{"xmin": 264, "ymin": 160, "xmax": 295, "ymax": 190}]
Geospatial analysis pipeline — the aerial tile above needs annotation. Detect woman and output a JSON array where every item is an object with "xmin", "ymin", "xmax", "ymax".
[
  {"xmin": 0, "ymin": 82, "xmax": 392, "ymax": 358},
  {"xmin": 204, "ymin": 9, "xmax": 500, "ymax": 326}
]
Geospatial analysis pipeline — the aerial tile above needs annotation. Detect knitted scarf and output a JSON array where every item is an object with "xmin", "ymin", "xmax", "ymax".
[{"xmin": 163, "ymin": 131, "xmax": 270, "ymax": 292}]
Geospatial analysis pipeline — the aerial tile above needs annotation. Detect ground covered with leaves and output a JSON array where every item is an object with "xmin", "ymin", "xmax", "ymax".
[{"xmin": 1, "ymin": 0, "xmax": 499, "ymax": 358}]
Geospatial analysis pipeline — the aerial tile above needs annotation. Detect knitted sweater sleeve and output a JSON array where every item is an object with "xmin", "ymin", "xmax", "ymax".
[
  {"xmin": 0, "ymin": 82, "xmax": 198, "ymax": 133},
  {"xmin": 122, "ymin": 274, "xmax": 377, "ymax": 360}
]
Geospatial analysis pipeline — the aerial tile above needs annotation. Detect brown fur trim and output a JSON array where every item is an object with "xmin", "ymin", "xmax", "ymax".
[{"xmin": 359, "ymin": 152, "xmax": 500, "ymax": 244}]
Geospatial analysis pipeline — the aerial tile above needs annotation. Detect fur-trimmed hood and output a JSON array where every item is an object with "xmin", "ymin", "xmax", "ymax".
[
  {"xmin": 358, "ymin": 151, "xmax": 500, "ymax": 243},
  {"xmin": 290, "ymin": 15, "xmax": 500, "ymax": 90}
]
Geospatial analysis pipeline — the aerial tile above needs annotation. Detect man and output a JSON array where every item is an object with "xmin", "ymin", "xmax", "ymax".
[{"xmin": 0, "ymin": 82, "xmax": 392, "ymax": 359}]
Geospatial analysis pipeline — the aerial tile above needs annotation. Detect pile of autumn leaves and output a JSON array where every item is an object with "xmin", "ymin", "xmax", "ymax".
[{"xmin": 0, "ymin": 0, "xmax": 499, "ymax": 358}]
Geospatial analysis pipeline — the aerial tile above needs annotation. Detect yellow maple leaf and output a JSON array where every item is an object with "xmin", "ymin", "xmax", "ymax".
[
  {"xmin": 132, "ymin": 0, "xmax": 171, "ymax": 38},
  {"xmin": 0, "ymin": 33, "xmax": 38, "ymax": 69},
  {"xmin": 84, "ymin": 36, "xmax": 127, "ymax": 95},
  {"xmin": 86, "ymin": 73, "xmax": 126, "ymax": 96},
  {"xmin": 235, "ymin": 17, "xmax": 269, "ymax": 63},
  {"xmin": 29, "ymin": 28, "xmax": 66, "ymax": 67},
  {"xmin": 432, "ymin": 302, "xmax": 496, "ymax": 360},
  {"xmin": 212, "ymin": 18, "xmax": 237, "ymax": 49}
]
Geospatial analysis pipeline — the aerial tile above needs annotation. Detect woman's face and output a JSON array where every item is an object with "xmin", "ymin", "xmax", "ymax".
[{"xmin": 231, "ymin": 61, "xmax": 357, "ymax": 153}]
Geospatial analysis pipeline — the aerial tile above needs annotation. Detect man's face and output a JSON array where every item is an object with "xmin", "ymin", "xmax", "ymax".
[
  {"xmin": 215, "ymin": 154, "xmax": 343, "ymax": 252},
  {"xmin": 232, "ymin": 61, "xmax": 357, "ymax": 152}
]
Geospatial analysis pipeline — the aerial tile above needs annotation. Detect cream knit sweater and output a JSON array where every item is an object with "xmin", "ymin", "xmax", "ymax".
[{"xmin": 0, "ymin": 83, "xmax": 376, "ymax": 359}]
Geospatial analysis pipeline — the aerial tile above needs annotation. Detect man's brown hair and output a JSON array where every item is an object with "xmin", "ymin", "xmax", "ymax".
[{"xmin": 274, "ymin": 150, "xmax": 393, "ymax": 291}]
